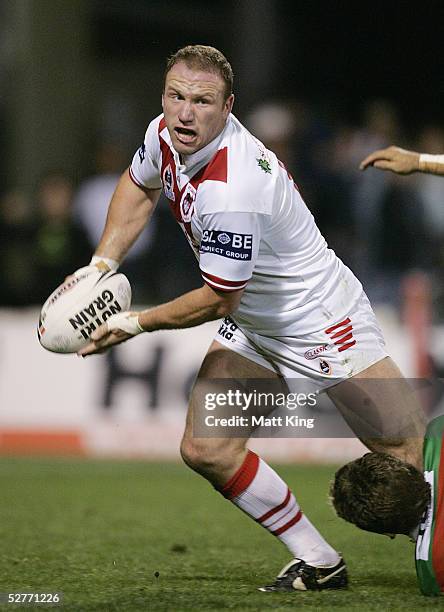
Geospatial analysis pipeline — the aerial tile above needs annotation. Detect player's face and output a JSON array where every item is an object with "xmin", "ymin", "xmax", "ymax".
[{"xmin": 162, "ymin": 62, "xmax": 234, "ymax": 155}]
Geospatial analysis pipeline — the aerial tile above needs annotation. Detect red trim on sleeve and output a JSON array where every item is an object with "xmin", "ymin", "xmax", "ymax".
[
  {"xmin": 201, "ymin": 270, "xmax": 249, "ymax": 292},
  {"xmin": 128, "ymin": 166, "xmax": 148, "ymax": 191},
  {"xmin": 203, "ymin": 281, "xmax": 239, "ymax": 293},
  {"xmin": 220, "ymin": 450, "xmax": 260, "ymax": 499}
]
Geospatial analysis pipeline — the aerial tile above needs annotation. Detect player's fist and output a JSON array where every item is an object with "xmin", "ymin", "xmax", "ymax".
[
  {"xmin": 77, "ymin": 311, "xmax": 144, "ymax": 356},
  {"xmin": 65, "ymin": 256, "xmax": 119, "ymax": 283}
]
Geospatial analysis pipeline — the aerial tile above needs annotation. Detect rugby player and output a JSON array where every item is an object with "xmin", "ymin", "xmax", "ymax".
[
  {"xmin": 331, "ymin": 416, "xmax": 444, "ymax": 596},
  {"xmin": 78, "ymin": 45, "xmax": 425, "ymax": 592},
  {"xmin": 360, "ymin": 146, "xmax": 444, "ymax": 176}
]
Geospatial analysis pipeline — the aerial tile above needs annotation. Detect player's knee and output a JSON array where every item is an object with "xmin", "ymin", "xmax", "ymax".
[
  {"xmin": 180, "ymin": 437, "xmax": 235, "ymax": 475},
  {"xmin": 368, "ymin": 437, "xmax": 423, "ymax": 471},
  {"xmin": 180, "ymin": 437, "xmax": 201, "ymax": 470},
  {"xmin": 397, "ymin": 438, "xmax": 423, "ymax": 471}
]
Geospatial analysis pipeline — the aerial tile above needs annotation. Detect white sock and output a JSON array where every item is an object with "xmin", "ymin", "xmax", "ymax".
[{"xmin": 220, "ymin": 450, "xmax": 340, "ymax": 567}]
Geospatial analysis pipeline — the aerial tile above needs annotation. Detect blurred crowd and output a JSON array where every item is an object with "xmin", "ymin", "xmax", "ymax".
[{"xmin": 1, "ymin": 99, "xmax": 443, "ymax": 310}]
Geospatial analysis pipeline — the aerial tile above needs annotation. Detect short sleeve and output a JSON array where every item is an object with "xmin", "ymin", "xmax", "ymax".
[
  {"xmin": 129, "ymin": 115, "xmax": 163, "ymax": 189},
  {"xmin": 199, "ymin": 211, "xmax": 262, "ymax": 292}
]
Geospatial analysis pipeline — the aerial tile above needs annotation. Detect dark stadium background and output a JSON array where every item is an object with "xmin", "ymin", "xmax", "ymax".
[
  {"xmin": 0, "ymin": 0, "xmax": 443, "ymax": 191},
  {"xmin": 0, "ymin": 0, "xmax": 443, "ymax": 308}
]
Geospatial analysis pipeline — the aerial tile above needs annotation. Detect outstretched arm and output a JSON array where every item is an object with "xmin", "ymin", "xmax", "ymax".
[
  {"xmin": 359, "ymin": 146, "xmax": 444, "ymax": 176},
  {"xmin": 94, "ymin": 169, "xmax": 161, "ymax": 264},
  {"xmin": 78, "ymin": 284, "xmax": 244, "ymax": 356}
]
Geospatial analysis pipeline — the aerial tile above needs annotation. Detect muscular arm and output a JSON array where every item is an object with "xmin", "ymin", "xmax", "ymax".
[
  {"xmin": 138, "ymin": 284, "xmax": 242, "ymax": 331},
  {"xmin": 359, "ymin": 146, "xmax": 444, "ymax": 176},
  {"xmin": 78, "ymin": 284, "xmax": 243, "ymax": 356},
  {"xmin": 95, "ymin": 169, "xmax": 161, "ymax": 263}
]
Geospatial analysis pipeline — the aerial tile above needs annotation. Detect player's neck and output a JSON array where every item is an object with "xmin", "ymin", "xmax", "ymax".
[{"xmin": 180, "ymin": 122, "xmax": 228, "ymax": 171}]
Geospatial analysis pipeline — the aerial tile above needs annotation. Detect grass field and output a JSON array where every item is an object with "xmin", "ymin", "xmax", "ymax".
[{"xmin": 0, "ymin": 458, "xmax": 442, "ymax": 611}]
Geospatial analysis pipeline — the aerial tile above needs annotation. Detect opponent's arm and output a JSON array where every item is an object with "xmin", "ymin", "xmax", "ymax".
[
  {"xmin": 359, "ymin": 145, "xmax": 444, "ymax": 176},
  {"xmin": 78, "ymin": 284, "xmax": 243, "ymax": 356},
  {"xmin": 94, "ymin": 169, "xmax": 161, "ymax": 264}
]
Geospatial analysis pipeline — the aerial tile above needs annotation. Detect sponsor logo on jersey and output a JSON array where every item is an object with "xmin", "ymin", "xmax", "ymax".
[
  {"xmin": 217, "ymin": 316, "xmax": 238, "ymax": 341},
  {"xmin": 304, "ymin": 344, "xmax": 328, "ymax": 360},
  {"xmin": 319, "ymin": 360, "xmax": 331, "ymax": 375},
  {"xmin": 180, "ymin": 183, "xmax": 196, "ymax": 222},
  {"xmin": 217, "ymin": 232, "xmax": 231, "ymax": 245},
  {"xmin": 138, "ymin": 143, "xmax": 146, "ymax": 163},
  {"xmin": 162, "ymin": 164, "xmax": 175, "ymax": 201},
  {"xmin": 200, "ymin": 230, "xmax": 253, "ymax": 260}
]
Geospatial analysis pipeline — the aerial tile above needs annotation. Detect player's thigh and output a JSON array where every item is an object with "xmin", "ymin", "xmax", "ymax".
[
  {"xmin": 327, "ymin": 356, "xmax": 426, "ymax": 464},
  {"xmin": 183, "ymin": 339, "xmax": 280, "ymax": 453}
]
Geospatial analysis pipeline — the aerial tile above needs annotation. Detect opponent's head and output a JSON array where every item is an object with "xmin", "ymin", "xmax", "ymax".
[
  {"xmin": 331, "ymin": 452, "xmax": 430, "ymax": 536},
  {"xmin": 162, "ymin": 45, "xmax": 234, "ymax": 155}
]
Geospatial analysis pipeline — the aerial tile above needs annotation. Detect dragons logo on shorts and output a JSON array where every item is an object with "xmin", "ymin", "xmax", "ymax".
[
  {"xmin": 180, "ymin": 183, "xmax": 196, "ymax": 223},
  {"xmin": 319, "ymin": 360, "xmax": 331, "ymax": 375},
  {"xmin": 162, "ymin": 164, "xmax": 175, "ymax": 201}
]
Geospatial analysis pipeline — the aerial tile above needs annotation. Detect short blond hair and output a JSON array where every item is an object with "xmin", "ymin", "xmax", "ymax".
[{"xmin": 164, "ymin": 45, "xmax": 234, "ymax": 100}]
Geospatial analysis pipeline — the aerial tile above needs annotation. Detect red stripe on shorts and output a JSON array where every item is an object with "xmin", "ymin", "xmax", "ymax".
[
  {"xmin": 220, "ymin": 450, "xmax": 259, "ymax": 499},
  {"xmin": 325, "ymin": 318, "xmax": 351, "ymax": 334},
  {"xmin": 338, "ymin": 340, "xmax": 357, "ymax": 352},
  {"xmin": 330, "ymin": 325, "xmax": 353, "ymax": 340},
  {"xmin": 334, "ymin": 332, "xmax": 353, "ymax": 344}
]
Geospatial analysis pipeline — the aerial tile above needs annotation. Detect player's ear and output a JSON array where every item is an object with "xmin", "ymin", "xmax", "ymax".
[
  {"xmin": 224, "ymin": 93, "xmax": 234, "ymax": 117},
  {"xmin": 161, "ymin": 93, "xmax": 165, "ymax": 110}
]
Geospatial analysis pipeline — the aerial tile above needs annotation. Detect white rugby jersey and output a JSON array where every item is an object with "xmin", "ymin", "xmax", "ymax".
[{"xmin": 129, "ymin": 113, "xmax": 363, "ymax": 335}]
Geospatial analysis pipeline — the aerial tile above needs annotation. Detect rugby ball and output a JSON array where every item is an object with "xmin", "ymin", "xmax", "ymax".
[{"xmin": 38, "ymin": 267, "xmax": 132, "ymax": 353}]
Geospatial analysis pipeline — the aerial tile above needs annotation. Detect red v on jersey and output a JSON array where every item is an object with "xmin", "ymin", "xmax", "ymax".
[{"xmin": 158, "ymin": 136, "xmax": 228, "ymax": 217}]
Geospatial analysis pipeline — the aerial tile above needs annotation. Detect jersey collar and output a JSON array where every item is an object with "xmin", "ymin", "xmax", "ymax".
[{"xmin": 178, "ymin": 115, "xmax": 232, "ymax": 175}]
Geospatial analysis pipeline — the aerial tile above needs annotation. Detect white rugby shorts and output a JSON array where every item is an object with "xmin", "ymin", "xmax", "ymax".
[{"xmin": 214, "ymin": 292, "xmax": 388, "ymax": 392}]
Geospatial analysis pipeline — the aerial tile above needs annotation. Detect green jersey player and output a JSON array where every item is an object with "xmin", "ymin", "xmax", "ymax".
[
  {"xmin": 331, "ymin": 418, "xmax": 444, "ymax": 596},
  {"xmin": 415, "ymin": 416, "xmax": 444, "ymax": 595}
]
